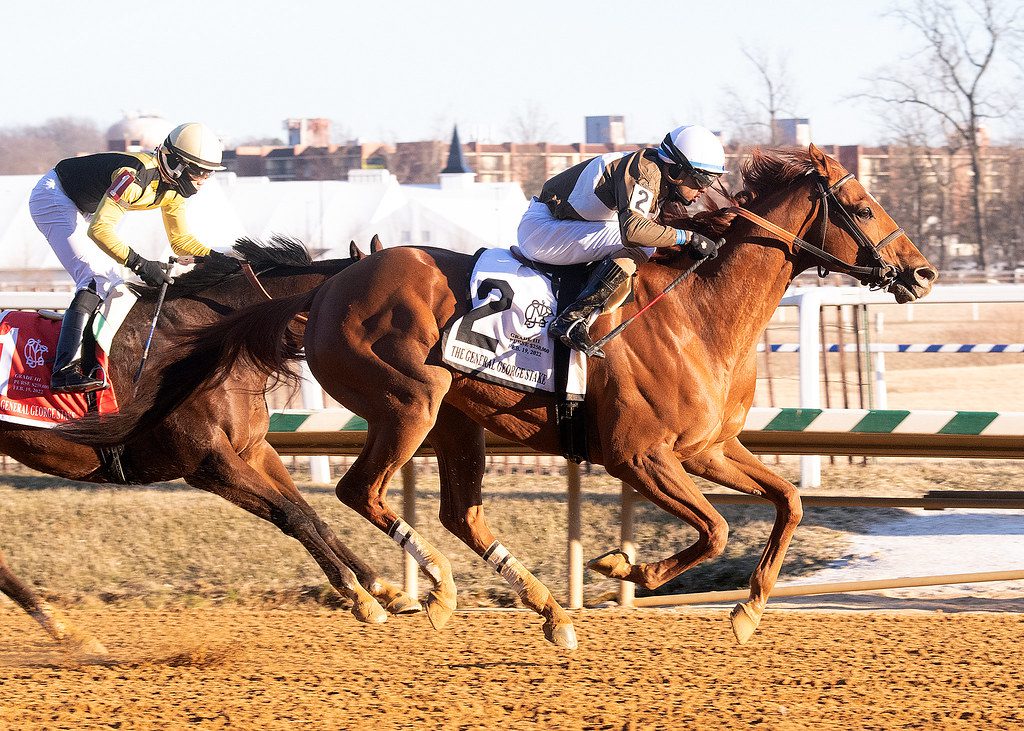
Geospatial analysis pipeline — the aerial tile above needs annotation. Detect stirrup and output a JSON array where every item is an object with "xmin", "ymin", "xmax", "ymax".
[
  {"xmin": 51, "ymin": 364, "xmax": 107, "ymax": 394},
  {"xmin": 553, "ymin": 319, "xmax": 605, "ymax": 359}
]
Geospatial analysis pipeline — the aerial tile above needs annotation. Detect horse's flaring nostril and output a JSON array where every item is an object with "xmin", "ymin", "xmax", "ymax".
[{"xmin": 914, "ymin": 267, "xmax": 939, "ymax": 286}]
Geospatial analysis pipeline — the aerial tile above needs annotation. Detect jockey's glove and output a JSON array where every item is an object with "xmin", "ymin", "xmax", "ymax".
[
  {"xmin": 675, "ymin": 229, "xmax": 722, "ymax": 259},
  {"xmin": 126, "ymin": 249, "xmax": 174, "ymax": 287}
]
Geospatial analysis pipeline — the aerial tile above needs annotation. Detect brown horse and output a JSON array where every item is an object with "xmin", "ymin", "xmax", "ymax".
[
  {"xmin": 61, "ymin": 145, "xmax": 937, "ymax": 649},
  {"xmin": 0, "ymin": 235, "xmax": 417, "ymax": 659}
]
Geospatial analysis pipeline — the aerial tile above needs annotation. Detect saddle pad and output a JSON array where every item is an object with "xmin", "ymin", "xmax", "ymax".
[
  {"xmin": 441, "ymin": 248, "xmax": 586, "ymax": 397},
  {"xmin": 0, "ymin": 286, "xmax": 135, "ymax": 427}
]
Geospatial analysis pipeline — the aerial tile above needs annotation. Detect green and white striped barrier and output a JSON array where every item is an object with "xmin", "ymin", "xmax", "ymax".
[
  {"xmin": 269, "ymin": 409, "xmax": 365, "ymax": 433},
  {"xmin": 743, "ymin": 408, "xmax": 1024, "ymax": 436},
  {"xmin": 269, "ymin": 407, "xmax": 1024, "ymax": 437}
]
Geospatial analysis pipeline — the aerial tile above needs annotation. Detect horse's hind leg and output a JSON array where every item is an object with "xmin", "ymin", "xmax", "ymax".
[
  {"xmin": 186, "ymin": 436, "xmax": 389, "ymax": 624},
  {"xmin": 428, "ymin": 403, "xmax": 577, "ymax": 649},
  {"xmin": 683, "ymin": 439, "xmax": 803, "ymax": 644},
  {"xmin": 240, "ymin": 439, "xmax": 420, "ymax": 615},
  {"xmin": 590, "ymin": 446, "xmax": 730, "ymax": 589},
  {"xmin": 335, "ymin": 415, "xmax": 458, "ymax": 631},
  {"xmin": 0, "ymin": 550, "xmax": 108, "ymax": 659}
]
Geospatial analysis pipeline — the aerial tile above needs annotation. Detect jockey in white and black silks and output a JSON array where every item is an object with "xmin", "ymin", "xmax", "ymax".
[
  {"xmin": 517, "ymin": 123, "xmax": 727, "ymax": 357},
  {"xmin": 29, "ymin": 122, "xmax": 230, "ymax": 393}
]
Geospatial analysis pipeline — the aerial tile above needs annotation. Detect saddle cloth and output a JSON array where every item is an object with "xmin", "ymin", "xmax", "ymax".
[
  {"xmin": 441, "ymin": 248, "xmax": 586, "ymax": 398},
  {"xmin": 0, "ymin": 286, "xmax": 135, "ymax": 427}
]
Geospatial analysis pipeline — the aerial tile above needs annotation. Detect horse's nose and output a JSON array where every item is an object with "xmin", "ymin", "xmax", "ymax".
[{"xmin": 913, "ymin": 266, "xmax": 938, "ymax": 288}]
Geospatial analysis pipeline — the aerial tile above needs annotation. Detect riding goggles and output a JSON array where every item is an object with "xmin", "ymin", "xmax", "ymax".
[
  {"xmin": 669, "ymin": 163, "xmax": 718, "ymax": 190},
  {"xmin": 659, "ymin": 134, "xmax": 719, "ymax": 190}
]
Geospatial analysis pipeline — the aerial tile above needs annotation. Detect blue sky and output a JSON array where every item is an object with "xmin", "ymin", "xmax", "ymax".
[{"xmin": 1, "ymin": 0, "xmax": 1013, "ymax": 146}]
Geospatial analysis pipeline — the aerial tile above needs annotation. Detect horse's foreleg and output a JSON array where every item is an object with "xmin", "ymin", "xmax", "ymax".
[
  {"xmin": 336, "ymin": 421, "xmax": 458, "ymax": 631},
  {"xmin": 187, "ymin": 438, "xmax": 388, "ymax": 625},
  {"xmin": 429, "ymin": 404, "xmax": 577, "ymax": 650},
  {"xmin": 243, "ymin": 440, "xmax": 420, "ymax": 616},
  {"xmin": 684, "ymin": 439, "xmax": 803, "ymax": 644},
  {"xmin": 0, "ymin": 551, "xmax": 108, "ymax": 659},
  {"xmin": 593, "ymin": 447, "xmax": 730, "ymax": 589}
]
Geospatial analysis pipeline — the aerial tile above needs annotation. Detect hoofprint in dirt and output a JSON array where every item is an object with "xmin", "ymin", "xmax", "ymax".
[{"xmin": 1, "ymin": 606, "xmax": 1022, "ymax": 731}]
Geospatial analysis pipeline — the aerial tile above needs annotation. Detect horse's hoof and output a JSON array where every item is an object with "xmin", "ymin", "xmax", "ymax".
[
  {"xmin": 351, "ymin": 595, "xmax": 389, "ymax": 625},
  {"xmin": 372, "ymin": 580, "xmax": 423, "ymax": 615},
  {"xmin": 543, "ymin": 621, "xmax": 578, "ymax": 650},
  {"xmin": 730, "ymin": 602, "xmax": 761, "ymax": 645},
  {"xmin": 425, "ymin": 589, "xmax": 456, "ymax": 630},
  {"xmin": 587, "ymin": 550, "xmax": 632, "ymax": 580},
  {"xmin": 384, "ymin": 593, "xmax": 423, "ymax": 615}
]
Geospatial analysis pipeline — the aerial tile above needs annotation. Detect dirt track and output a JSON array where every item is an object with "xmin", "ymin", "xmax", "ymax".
[{"xmin": 2, "ymin": 606, "xmax": 1022, "ymax": 730}]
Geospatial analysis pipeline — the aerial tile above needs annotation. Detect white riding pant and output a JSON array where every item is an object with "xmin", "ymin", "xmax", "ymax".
[
  {"xmin": 516, "ymin": 198, "xmax": 654, "ymax": 265},
  {"xmin": 29, "ymin": 170, "xmax": 125, "ymax": 298}
]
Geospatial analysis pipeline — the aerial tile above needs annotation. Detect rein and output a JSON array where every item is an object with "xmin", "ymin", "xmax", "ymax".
[
  {"xmin": 588, "ymin": 252, "xmax": 712, "ymax": 354},
  {"xmin": 590, "ymin": 168, "xmax": 907, "ymax": 355},
  {"xmin": 725, "ymin": 173, "xmax": 904, "ymax": 289},
  {"xmin": 240, "ymin": 261, "xmax": 309, "ymax": 325}
]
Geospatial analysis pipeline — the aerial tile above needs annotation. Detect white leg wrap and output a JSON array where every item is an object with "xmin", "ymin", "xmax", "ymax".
[
  {"xmin": 483, "ymin": 541, "xmax": 531, "ymax": 597},
  {"xmin": 388, "ymin": 519, "xmax": 442, "ymax": 583},
  {"xmin": 31, "ymin": 601, "xmax": 68, "ymax": 637}
]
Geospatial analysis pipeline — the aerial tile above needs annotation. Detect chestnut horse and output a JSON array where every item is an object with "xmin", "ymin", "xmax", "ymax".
[
  {"xmin": 61, "ymin": 146, "xmax": 937, "ymax": 649},
  {"xmin": 0, "ymin": 235, "xmax": 415, "ymax": 659}
]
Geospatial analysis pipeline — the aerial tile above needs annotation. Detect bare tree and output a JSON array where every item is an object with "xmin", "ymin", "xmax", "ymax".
[
  {"xmin": 876, "ymin": 106, "xmax": 969, "ymax": 269},
  {"xmin": 721, "ymin": 47, "xmax": 798, "ymax": 146},
  {"xmin": 983, "ymin": 141, "xmax": 1024, "ymax": 269},
  {"xmin": 861, "ymin": 0, "xmax": 1023, "ymax": 267},
  {"xmin": 0, "ymin": 117, "xmax": 103, "ymax": 174},
  {"xmin": 505, "ymin": 101, "xmax": 559, "ymax": 143}
]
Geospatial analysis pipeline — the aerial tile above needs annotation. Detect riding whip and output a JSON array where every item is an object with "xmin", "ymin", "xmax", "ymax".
[{"xmin": 133, "ymin": 257, "xmax": 180, "ymax": 383}]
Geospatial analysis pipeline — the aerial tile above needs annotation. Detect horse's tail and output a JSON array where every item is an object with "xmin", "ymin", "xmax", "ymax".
[{"xmin": 58, "ymin": 287, "xmax": 318, "ymax": 447}]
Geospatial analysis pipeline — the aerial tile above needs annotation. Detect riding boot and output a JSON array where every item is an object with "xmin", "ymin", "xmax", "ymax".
[
  {"xmin": 548, "ymin": 258, "xmax": 631, "ymax": 358},
  {"xmin": 50, "ymin": 288, "xmax": 106, "ymax": 394}
]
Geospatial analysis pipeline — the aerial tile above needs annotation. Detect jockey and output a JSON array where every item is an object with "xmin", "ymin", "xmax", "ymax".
[
  {"xmin": 29, "ymin": 122, "xmax": 227, "ymax": 393},
  {"xmin": 517, "ymin": 123, "xmax": 725, "ymax": 357}
]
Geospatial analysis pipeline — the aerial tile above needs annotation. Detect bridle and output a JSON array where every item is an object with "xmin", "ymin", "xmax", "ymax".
[
  {"xmin": 239, "ymin": 260, "xmax": 309, "ymax": 324},
  {"xmin": 725, "ymin": 172, "xmax": 904, "ymax": 290},
  {"xmin": 590, "ymin": 170, "xmax": 907, "ymax": 355}
]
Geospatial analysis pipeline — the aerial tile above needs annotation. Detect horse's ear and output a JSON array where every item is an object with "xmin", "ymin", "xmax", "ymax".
[
  {"xmin": 349, "ymin": 240, "xmax": 363, "ymax": 260},
  {"xmin": 370, "ymin": 234, "xmax": 383, "ymax": 253},
  {"xmin": 808, "ymin": 143, "xmax": 832, "ymax": 177}
]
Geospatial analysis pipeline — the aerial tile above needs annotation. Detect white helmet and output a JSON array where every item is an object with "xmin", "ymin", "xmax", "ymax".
[
  {"xmin": 156, "ymin": 122, "xmax": 225, "ymax": 197},
  {"xmin": 657, "ymin": 124, "xmax": 726, "ymax": 188}
]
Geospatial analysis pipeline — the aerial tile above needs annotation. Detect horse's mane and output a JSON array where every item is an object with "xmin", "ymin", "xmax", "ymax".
[
  {"xmin": 657, "ymin": 147, "xmax": 818, "ymax": 247},
  {"xmin": 132, "ymin": 235, "xmax": 320, "ymax": 301},
  {"xmin": 741, "ymin": 147, "xmax": 816, "ymax": 202}
]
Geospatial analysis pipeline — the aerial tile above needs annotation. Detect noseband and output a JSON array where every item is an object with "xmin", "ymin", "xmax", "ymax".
[{"xmin": 728, "ymin": 172, "xmax": 904, "ymax": 289}]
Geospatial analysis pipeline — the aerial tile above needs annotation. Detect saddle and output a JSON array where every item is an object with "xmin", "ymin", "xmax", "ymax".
[{"xmin": 442, "ymin": 247, "xmax": 593, "ymax": 463}]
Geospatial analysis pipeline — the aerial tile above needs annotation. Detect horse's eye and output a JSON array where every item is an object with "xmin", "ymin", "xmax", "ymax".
[{"xmin": 856, "ymin": 207, "xmax": 874, "ymax": 221}]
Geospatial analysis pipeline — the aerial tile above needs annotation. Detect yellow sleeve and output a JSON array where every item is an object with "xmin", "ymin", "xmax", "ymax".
[
  {"xmin": 86, "ymin": 178, "xmax": 137, "ymax": 263},
  {"xmin": 614, "ymin": 152, "xmax": 677, "ymax": 248},
  {"xmin": 160, "ymin": 195, "xmax": 212, "ymax": 257}
]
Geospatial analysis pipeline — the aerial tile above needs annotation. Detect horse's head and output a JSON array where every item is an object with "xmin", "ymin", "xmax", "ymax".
[
  {"xmin": 737, "ymin": 145, "xmax": 937, "ymax": 304},
  {"xmin": 804, "ymin": 145, "xmax": 937, "ymax": 302}
]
